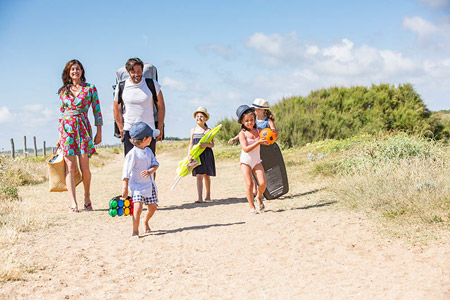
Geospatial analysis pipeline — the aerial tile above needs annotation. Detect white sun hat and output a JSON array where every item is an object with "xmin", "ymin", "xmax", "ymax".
[{"xmin": 251, "ymin": 98, "xmax": 270, "ymax": 109}]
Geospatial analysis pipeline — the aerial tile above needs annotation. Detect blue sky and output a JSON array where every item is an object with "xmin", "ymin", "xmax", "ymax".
[{"xmin": 1, "ymin": 0, "xmax": 449, "ymax": 150}]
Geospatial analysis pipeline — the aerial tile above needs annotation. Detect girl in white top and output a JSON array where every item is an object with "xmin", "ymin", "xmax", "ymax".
[{"xmin": 237, "ymin": 105, "xmax": 269, "ymax": 214}]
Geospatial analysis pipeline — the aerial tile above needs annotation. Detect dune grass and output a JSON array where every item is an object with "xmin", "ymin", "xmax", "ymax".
[{"xmin": 303, "ymin": 133, "xmax": 450, "ymax": 242}]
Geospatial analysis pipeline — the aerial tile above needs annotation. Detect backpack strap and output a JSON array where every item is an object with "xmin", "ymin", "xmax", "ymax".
[
  {"xmin": 117, "ymin": 80, "xmax": 126, "ymax": 105},
  {"xmin": 145, "ymin": 78, "xmax": 158, "ymax": 105},
  {"xmin": 117, "ymin": 78, "xmax": 158, "ymax": 122},
  {"xmin": 118, "ymin": 79, "xmax": 157, "ymax": 105}
]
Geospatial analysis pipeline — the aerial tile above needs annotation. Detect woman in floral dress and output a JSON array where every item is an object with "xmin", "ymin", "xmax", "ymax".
[{"xmin": 57, "ymin": 59, "xmax": 103, "ymax": 212}]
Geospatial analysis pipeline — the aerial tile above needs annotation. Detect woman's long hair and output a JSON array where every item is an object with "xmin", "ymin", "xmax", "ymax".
[{"xmin": 57, "ymin": 59, "xmax": 86, "ymax": 97}]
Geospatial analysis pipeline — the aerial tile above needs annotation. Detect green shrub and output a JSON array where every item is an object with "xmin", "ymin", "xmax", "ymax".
[{"xmin": 216, "ymin": 84, "xmax": 445, "ymax": 147}]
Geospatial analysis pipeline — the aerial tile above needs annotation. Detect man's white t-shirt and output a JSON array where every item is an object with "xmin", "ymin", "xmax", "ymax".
[{"xmin": 114, "ymin": 78, "xmax": 161, "ymax": 131}]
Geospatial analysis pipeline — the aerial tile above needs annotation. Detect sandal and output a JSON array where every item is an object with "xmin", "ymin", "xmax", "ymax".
[
  {"xmin": 250, "ymin": 208, "xmax": 258, "ymax": 214},
  {"xmin": 84, "ymin": 202, "xmax": 93, "ymax": 211},
  {"xmin": 195, "ymin": 199, "xmax": 204, "ymax": 203},
  {"xmin": 259, "ymin": 203, "xmax": 265, "ymax": 212},
  {"xmin": 69, "ymin": 207, "xmax": 79, "ymax": 213},
  {"xmin": 254, "ymin": 197, "xmax": 264, "ymax": 212}
]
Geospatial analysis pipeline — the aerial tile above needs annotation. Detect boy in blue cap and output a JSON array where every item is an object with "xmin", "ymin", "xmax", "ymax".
[{"xmin": 122, "ymin": 121, "xmax": 160, "ymax": 237}]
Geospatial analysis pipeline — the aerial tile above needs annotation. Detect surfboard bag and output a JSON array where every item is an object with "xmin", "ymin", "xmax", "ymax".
[
  {"xmin": 258, "ymin": 142, "xmax": 289, "ymax": 199},
  {"xmin": 113, "ymin": 63, "xmax": 164, "ymax": 139}
]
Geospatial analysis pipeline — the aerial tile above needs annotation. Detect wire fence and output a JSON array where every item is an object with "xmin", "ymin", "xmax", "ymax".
[{"xmin": 5, "ymin": 136, "xmax": 121, "ymax": 159}]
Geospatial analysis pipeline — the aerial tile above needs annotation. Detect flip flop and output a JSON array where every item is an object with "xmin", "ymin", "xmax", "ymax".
[
  {"xmin": 194, "ymin": 200, "xmax": 204, "ymax": 203},
  {"xmin": 84, "ymin": 202, "xmax": 93, "ymax": 211},
  {"xmin": 69, "ymin": 207, "xmax": 79, "ymax": 213}
]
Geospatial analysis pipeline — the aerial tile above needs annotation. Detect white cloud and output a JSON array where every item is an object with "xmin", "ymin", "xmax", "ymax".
[
  {"xmin": 20, "ymin": 104, "xmax": 57, "ymax": 127},
  {"xmin": 246, "ymin": 33, "xmax": 420, "ymax": 78},
  {"xmin": 402, "ymin": 15, "xmax": 450, "ymax": 53},
  {"xmin": 403, "ymin": 16, "xmax": 438, "ymax": 38},
  {"xmin": 245, "ymin": 31, "xmax": 304, "ymax": 66},
  {"xmin": 0, "ymin": 106, "xmax": 14, "ymax": 123},
  {"xmin": 246, "ymin": 32, "xmax": 283, "ymax": 56},
  {"xmin": 198, "ymin": 43, "xmax": 235, "ymax": 60},
  {"xmin": 418, "ymin": 0, "xmax": 448, "ymax": 9},
  {"xmin": 161, "ymin": 76, "xmax": 188, "ymax": 92},
  {"xmin": 243, "ymin": 31, "xmax": 450, "ymax": 110}
]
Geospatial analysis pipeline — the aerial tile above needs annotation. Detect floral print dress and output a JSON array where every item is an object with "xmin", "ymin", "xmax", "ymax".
[{"xmin": 58, "ymin": 83, "xmax": 103, "ymax": 157}]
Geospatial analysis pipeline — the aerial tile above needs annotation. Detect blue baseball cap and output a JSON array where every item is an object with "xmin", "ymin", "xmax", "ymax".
[
  {"xmin": 129, "ymin": 122, "xmax": 160, "ymax": 140},
  {"xmin": 236, "ymin": 105, "xmax": 253, "ymax": 123}
]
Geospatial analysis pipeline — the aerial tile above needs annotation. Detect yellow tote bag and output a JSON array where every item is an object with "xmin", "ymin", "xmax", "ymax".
[{"xmin": 46, "ymin": 150, "xmax": 82, "ymax": 192}]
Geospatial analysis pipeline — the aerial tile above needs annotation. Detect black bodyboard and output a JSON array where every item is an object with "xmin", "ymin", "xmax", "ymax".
[{"xmin": 259, "ymin": 142, "xmax": 289, "ymax": 199}]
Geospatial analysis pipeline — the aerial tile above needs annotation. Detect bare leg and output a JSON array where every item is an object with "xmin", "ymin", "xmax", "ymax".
[
  {"xmin": 253, "ymin": 163, "xmax": 267, "ymax": 211},
  {"xmin": 64, "ymin": 155, "xmax": 78, "ymax": 212},
  {"xmin": 240, "ymin": 163, "xmax": 256, "ymax": 210},
  {"xmin": 195, "ymin": 174, "xmax": 203, "ymax": 202},
  {"xmin": 132, "ymin": 202, "xmax": 143, "ymax": 236},
  {"xmin": 252, "ymin": 172, "xmax": 257, "ymax": 197},
  {"xmin": 78, "ymin": 154, "xmax": 92, "ymax": 208},
  {"xmin": 144, "ymin": 203, "xmax": 157, "ymax": 233},
  {"xmin": 204, "ymin": 175, "xmax": 211, "ymax": 201}
]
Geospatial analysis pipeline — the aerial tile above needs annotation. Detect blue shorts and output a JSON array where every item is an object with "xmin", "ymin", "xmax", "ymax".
[{"xmin": 132, "ymin": 188, "xmax": 158, "ymax": 205}]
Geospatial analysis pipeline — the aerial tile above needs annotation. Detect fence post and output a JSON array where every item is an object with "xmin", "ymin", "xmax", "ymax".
[
  {"xmin": 23, "ymin": 136, "xmax": 27, "ymax": 157},
  {"xmin": 10, "ymin": 138, "xmax": 15, "ymax": 159},
  {"xmin": 33, "ymin": 136, "xmax": 37, "ymax": 157},
  {"xmin": 43, "ymin": 141, "xmax": 46, "ymax": 157}
]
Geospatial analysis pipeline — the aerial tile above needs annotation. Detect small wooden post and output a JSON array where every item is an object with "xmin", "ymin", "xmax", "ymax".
[
  {"xmin": 33, "ymin": 136, "xmax": 37, "ymax": 157},
  {"xmin": 43, "ymin": 141, "xmax": 46, "ymax": 157},
  {"xmin": 10, "ymin": 138, "xmax": 15, "ymax": 159},
  {"xmin": 23, "ymin": 136, "xmax": 27, "ymax": 157}
]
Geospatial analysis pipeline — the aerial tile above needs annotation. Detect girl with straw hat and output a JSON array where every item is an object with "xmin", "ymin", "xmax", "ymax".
[{"xmin": 188, "ymin": 106, "xmax": 216, "ymax": 203}]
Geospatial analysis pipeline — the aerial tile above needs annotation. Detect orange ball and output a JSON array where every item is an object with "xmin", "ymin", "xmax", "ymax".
[{"xmin": 259, "ymin": 128, "xmax": 276, "ymax": 145}]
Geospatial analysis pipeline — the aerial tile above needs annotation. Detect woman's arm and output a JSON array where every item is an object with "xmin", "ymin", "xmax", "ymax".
[
  {"xmin": 91, "ymin": 85, "xmax": 103, "ymax": 126},
  {"xmin": 94, "ymin": 125, "xmax": 102, "ymax": 145},
  {"xmin": 91, "ymin": 85, "xmax": 103, "ymax": 145}
]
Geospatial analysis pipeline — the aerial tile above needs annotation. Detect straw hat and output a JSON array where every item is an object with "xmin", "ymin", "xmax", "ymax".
[
  {"xmin": 193, "ymin": 106, "xmax": 210, "ymax": 120},
  {"xmin": 251, "ymin": 98, "xmax": 270, "ymax": 109}
]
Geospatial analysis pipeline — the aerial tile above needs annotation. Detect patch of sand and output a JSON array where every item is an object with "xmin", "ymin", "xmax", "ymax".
[{"xmin": 1, "ymin": 151, "xmax": 450, "ymax": 299}]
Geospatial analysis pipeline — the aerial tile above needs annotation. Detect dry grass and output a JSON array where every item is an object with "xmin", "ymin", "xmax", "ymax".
[
  {"xmin": 326, "ymin": 157, "xmax": 450, "ymax": 242},
  {"xmin": 0, "ymin": 156, "xmax": 47, "ymax": 201},
  {"xmin": 303, "ymin": 133, "xmax": 450, "ymax": 242},
  {"xmin": 0, "ymin": 251, "xmax": 42, "ymax": 282}
]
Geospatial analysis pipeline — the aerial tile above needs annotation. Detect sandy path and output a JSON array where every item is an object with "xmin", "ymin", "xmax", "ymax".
[{"xmin": 1, "ymin": 150, "xmax": 450, "ymax": 299}]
